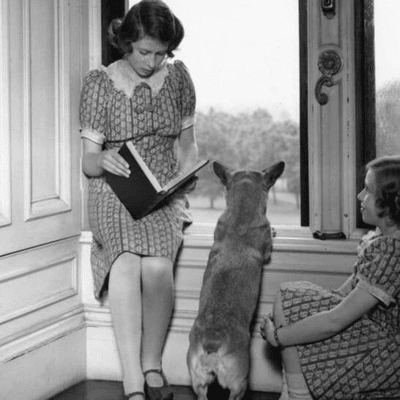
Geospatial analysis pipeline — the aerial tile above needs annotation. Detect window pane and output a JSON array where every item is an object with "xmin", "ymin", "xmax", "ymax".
[
  {"xmin": 375, "ymin": 0, "xmax": 400, "ymax": 157},
  {"xmin": 129, "ymin": 0, "xmax": 301, "ymax": 226}
]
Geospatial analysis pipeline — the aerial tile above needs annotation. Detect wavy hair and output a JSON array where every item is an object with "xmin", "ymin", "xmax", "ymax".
[
  {"xmin": 108, "ymin": 0, "xmax": 184, "ymax": 57},
  {"xmin": 366, "ymin": 155, "xmax": 400, "ymax": 223}
]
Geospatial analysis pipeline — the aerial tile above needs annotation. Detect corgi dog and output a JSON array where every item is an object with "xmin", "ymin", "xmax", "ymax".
[{"xmin": 187, "ymin": 160, "xmax": 285, "ymax": 400}]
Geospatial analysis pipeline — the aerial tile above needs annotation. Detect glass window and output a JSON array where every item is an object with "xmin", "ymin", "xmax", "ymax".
[
  {"xmin": 354, "ymin": 0, "xmax": 400, "ymax": 229},
  {"xmin": 374, "ymin": 0, "xmax": 400, "ymax": 157},
  {"xmin": 128, "ymin": 0, "xmax": 301, "ymax": 227}
]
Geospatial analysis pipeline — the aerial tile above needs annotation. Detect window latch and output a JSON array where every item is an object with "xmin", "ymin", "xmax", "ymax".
[
  {"xmin": 315, "ymin": 50, "xmax": 343, "ymax": 105},
  {"xmin": 313, "ymin": 230, "xmax": 346, "ymax": 240},
  {"xmin": 321, "ymin": 0, "xmax": 335, "ymax": 19}
]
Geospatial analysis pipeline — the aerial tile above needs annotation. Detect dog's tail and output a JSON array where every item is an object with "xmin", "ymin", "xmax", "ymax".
[
  {"xmin": 203, "ymin": 338, "xmax": 221, "ymax": 354},
  {"xmin": 201, "ymin": 329, "xmax": 226, "ymax": 354},
  {"xmin": 198, "ymin": 352, "xmax": 220, "ymax": 372}
]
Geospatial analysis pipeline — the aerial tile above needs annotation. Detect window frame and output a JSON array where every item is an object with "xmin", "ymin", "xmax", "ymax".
[
  {"xmin": 354, "ymin": 0, "xmax": 376, "ymax": 229},
  {"xmin": 299, "ymin": 0, "xmax": 310, "ymax": 227},
  {"xmin": 101, "ymin": 0, "xmax": 126, "ymax": 66}
]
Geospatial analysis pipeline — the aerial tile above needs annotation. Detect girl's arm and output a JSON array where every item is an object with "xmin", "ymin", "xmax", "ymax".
[
  {"xmin": 265, "ymin": 286, "xmax": 379, "ymax": 347},
  {"xmin": 82, "ymin": 138, "xmax": 130, "ymax": 178},
  {"xmin": 336, "ymin": 275, "xmax": 354, "ymax": 296},
  {"xmin": 177, "ymin": 126, "xmax": 198, "ymax": 174}
]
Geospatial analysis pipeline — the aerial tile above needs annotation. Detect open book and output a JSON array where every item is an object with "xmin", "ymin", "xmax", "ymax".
[{"xmin": 105, "ymin": 141, "xmax": 209, "ymax": 220}]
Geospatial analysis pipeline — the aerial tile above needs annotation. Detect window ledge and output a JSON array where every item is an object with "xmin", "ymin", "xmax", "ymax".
[
  {"xmin": 80, "ymin": 222, "xmax": 363, "ymax": 266},
  {"xmin": 184, "ymin": 223, "xmax": 363, "ymax": 256}
]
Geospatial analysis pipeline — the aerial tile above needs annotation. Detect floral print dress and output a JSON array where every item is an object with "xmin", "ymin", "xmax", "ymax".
[
  {"xmin": 281, "ymin": 230, "xmax": 400, "ymax": 399},
  {"xmin": 79, "ymin": 58, "xmax": 196, "ymax": 299}
]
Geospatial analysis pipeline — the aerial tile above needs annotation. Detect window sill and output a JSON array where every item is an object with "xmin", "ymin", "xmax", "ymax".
[{"xmin": 184, "ymin": 222, "xmax": 363, "ymax": 256}]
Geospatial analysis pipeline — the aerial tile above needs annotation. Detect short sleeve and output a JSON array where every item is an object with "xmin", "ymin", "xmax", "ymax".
[
  {"xmin": 355, "ymin": 237, "xmax": 400, "ymax": 306},
  {"xmin": 79, "ymin": 69, "xmax": 110, "ymax": 145},
  {"xmin": 173, "ymin": 60, "xmax": 196, "ymax": 130}
]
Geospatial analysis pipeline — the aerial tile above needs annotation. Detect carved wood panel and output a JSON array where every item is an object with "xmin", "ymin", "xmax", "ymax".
[{"xmin": 0, "ymin": 0, "xmax": 81, "ymax": 255}]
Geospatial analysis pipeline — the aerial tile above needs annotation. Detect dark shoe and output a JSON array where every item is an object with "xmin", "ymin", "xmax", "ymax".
[
  {"xmin": 125, "ymin": 391, "xmax": 145, "ymax": 399},
  {"xmin": 144, "ymin": 368, "xmax": 173, "ymax": 400}
]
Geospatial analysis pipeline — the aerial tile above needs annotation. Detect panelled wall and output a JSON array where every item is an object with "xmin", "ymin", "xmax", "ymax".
[
  {"xmin": 0, "ymin": 0, "xmax": 363, "ymax": 399},
  {"xmin": 0, "ymin": 0, "xmax": 88, "ymax": 399}
]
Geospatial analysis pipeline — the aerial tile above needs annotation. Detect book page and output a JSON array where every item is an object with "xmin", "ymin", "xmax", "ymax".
[
  {"xmin": 163, "ymin": 160, "xmax": 209, "ymax": 192},
  {"xmin": 126, "ymin": 141, "xmax": 163, "ymax": 192}
]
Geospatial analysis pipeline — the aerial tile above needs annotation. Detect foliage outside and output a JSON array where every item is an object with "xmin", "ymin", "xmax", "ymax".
[
  {"xmin": 188, "ymin": 108, "xmax": 301, "ymax": 225},
  {"xmin": 376, "ymin": 80, "xmax": 400, "ymax": 157},
  {"xmin": 188, "ymin": 80, "xmax": 400, "ymax": 225}
]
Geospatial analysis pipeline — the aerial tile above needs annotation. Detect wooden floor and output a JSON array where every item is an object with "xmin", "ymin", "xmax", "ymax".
[{"xmin": 48, "ymin": 380, "xmax": 281, "ymax": 400}]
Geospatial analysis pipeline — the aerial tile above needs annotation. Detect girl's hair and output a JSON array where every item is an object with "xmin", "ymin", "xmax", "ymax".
[
  {"xmin": 366, "ymin": 155, "xmax": 400, "ymax": 223},
  {"xmin": 108, "ymin": 0, "xmax": 184, "ymax": 57}
]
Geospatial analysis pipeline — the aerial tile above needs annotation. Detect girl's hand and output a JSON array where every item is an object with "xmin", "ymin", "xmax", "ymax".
[
  {"xmin": 260, "ymin": 314, "xmax": 279, "ymax": 346},
  {"xmin": 97, "ymin": 148, "xmax": 130, "ymax": 178},
  {"xmin": 177, "ymin": 175, "xmax": 198, "ymax": 195}
]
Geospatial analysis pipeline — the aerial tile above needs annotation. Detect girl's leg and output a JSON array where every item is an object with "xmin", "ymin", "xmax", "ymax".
[
  {"xmin": 273, "ymin": 291, "xmax": 303, "ymax": 374},
  {"xmin": 108, "ymin": 252, "xmax": 144, "ymax": 397},
  {"xmin": 141, "ymin": 256, "xmax": 174, "ymax": 387},
  {"xmin": 273, "ymin": 291, "xmax": 313, "ymax": 400}
]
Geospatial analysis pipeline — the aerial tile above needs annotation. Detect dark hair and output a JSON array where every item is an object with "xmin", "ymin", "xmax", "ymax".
[
  {"xmin": 366, "ymin": 155, "xmax": 400, "ymax": 223},
  {"xmin": 108, "ymin": 0, "xmax": 184, "ymax": 57}
]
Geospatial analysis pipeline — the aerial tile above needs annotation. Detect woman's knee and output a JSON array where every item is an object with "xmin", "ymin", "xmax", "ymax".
[
  {"xmin": 142, "ymin": 257, "xmax": 173, "ymax": 286},
  {"xmin": 111, "ymin": 252, "xmax": 141, "ymax": 280}
]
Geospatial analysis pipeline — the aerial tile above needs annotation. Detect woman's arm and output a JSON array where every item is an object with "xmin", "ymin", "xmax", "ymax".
[
  {"xmin": 177, "ymin": 126, "xmax": 198, "ymax": 174},
  {"xmin": 265, "ymin": 286, "xmax": 379, "ymax": 347},
  {"xmin": 82, "ymin": 139, "xmax": 130, "ymax": 178}
]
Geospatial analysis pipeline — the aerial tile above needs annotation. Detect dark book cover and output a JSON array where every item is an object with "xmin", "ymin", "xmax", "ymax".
[{"xmin": 105, "ymin": 142, "xmax": 209, "ymax": 220}]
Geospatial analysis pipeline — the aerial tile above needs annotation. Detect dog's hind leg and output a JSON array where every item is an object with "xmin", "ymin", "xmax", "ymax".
[
  {"xmin": 187, "ymin": 349, "xmax": 216, "ymax": 400},
  {"xmin": 227, "ymin": 381, "xmax": 247, "ymax": 400},
  {"xmin": 192, "ymin": 383, "xmax": 209, "ymax": 400},
  {"xmin": 189, "ymin": 368, "xmax": 214, "ymax": 400},
  {"xmin": 190, "ymin": 368, "xmax": 213, "ymax": 400},
  {"xmin": 218, "ymin": 352, "xmax": 249, "ymax": 400}
]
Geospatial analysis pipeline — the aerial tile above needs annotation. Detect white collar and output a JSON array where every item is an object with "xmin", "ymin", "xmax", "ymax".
[{"xmin": 103, "ymin": 57, "xmax": 169, "ymax": 98}]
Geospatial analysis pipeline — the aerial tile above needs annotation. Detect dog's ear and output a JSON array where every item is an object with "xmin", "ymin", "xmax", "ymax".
[
  {"xmin": 262, "ymin": 161, "xmax": 285, "ymax": 191},
  {"xmin": 212, "ymin": 161, "xmax": 234, "ymax": 186}
]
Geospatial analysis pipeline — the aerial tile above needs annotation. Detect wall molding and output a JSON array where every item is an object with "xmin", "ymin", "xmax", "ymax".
[
  {"xmin": 0, "ymin": 255, "xmax": 78, "ymax": 327},
  {"xmin": 1, "ymin": 304, "xmax": 85, "ymax": 364},
  {"xmin": 0, "ymin": 0, "xmax": 12, "ymax": 228},
  {"xmin": 0, "ymin": 315, "xmax": 86, "ymax": 400}
]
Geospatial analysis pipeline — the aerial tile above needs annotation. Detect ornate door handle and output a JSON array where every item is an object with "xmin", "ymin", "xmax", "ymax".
[{"xmin": 314, "ymin": 50, "xmax": 343, "ymax": 105}]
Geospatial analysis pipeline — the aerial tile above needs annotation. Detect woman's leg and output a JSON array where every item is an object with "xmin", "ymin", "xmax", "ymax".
[
  {"xmin": 141, "ymin": 256, "xmax": 174, "ymax": 386},
  {"xmin": 273, "ymin": 291, "xmax": 313, "ymax": 400},
  {"xmin": 108, "ymin": 252, "xmax": 144, "ymax": 397}
]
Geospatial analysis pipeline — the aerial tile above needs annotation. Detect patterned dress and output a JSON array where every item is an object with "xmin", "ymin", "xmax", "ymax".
[
  {"xmin": 79, "ymin": 57, "xmax": 196, "ymax": 299},
  {"xmin": 281, "ymin": 230, "xmax": 400, "ymax": 399}
]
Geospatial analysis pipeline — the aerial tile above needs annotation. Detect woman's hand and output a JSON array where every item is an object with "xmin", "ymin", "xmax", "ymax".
[
  {"xmin": 97, "ymin": 148, "xmax": 130, "ymax": 178},
  {"xmin": 260, "ymin": 313, "xmax": 279, "ymax": 347}
]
